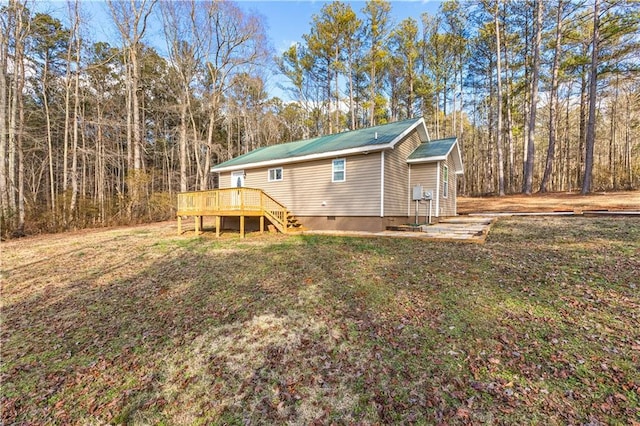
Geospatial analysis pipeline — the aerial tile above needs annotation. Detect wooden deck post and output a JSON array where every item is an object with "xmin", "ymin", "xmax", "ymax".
[
  {"xmin": 177, "ymin": 216, "xmax": 182, "ymax": 235},
  {"xmin": 240, "ymin": 216, "xmax": 245, "ymax": 238},
  {"xmin": 282, "ymin": 209, "xmax": 287, "ymax": 234},
  {"xmin": 215, "ymin": 216, "xmax": 220, "ymax": 237},
  {"xmin": 260, "ymin": 216, "xmax": 264, "ymax": 234},
  {"xmin": 195, "ymin": 216, "xmax": 200, "ymax": 234}
]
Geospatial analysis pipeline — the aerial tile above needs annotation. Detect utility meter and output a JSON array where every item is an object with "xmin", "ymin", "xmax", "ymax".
[{"xmin": 412, "ymin": 185, "xmax": 424, "ymax": 201}]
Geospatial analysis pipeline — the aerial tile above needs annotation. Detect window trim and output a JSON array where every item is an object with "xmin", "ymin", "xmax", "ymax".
[
  {"xmin": 332, "ymin": 158, "xmax": 346, "ymax": 182},
  {"xmin": 268, "ymin": 167, "xmax": 283, "ymax": 182},
  {"xmin": 443, "ymin": 164, "xmax": 449, "ymax": 198}
]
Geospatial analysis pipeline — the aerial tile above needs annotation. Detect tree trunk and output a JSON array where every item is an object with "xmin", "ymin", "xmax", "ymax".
[
  {"xmin": 540, "ymin": 0, "xmax": 563, "ymax": 193},
  {"xmin": 487, "ymin": 61, "xmax": 495, "ymax": 194},
  {"xmin": 15, "ymin": 4, "xmax": 26, "ymax": 233},
  {"xmin": 582, "ymin": 0, "xmax": 599, "ymax": 195},
  {"xmin": 18, "ymin": 97, "xmax": 25, "ymax": 234},
  {"xmin": 369, "ymin": 60, "xmax": 375, "ymax": 127},
  {"xmin": 131, "ymin": 47, "xmax": 142, "ymax": 172},
  {"xmin": 494, "ymin": 2, "xmax": 505, "ymax": 196},
  {"xmin": 8, "ymin": 0, "xmax": 27, "ymax": 231},
  {"xmin": 578, "ymin": 65, "xmax": 588, "ymax": 186},
  {"xmin": 562, "ymin": 81, "xmax": 573, "ymax": 191},
  {"xmin": 69, "ymin": 0, "xmax": 81, "ymax": 222},
  {"xmin": 96, "ymin": 102, "xmax": 106, "ymax": 224},
  {"xmin": 624, "ymin": 91, "xmax": 632, "ymax": 186},
  {"xmin": 523, "ymin": 0, "xmax": 542, "ymax": 194},
  {"xmin": 348, "ymin": 53, "xmax": 355, "ymax": 129},
  {"xmin": 608, "ymin": 73, "xmax": 619, "ymax": 189},
  {"xmin": 0, "ymin": 15, "xmax": 8, "ymax": 218},
  {"xmin": 503, "ymin": 20, "xmax": 515, "ymax": 193},
  {"xmin": 179, "ymin": 98, "xmax": 188, "ymax": 192},
  {"xmin": 334, "ymin": 44, "xmax": 340, "ymax": 133},
  {"xmin": 43, "ymin": 58, "xmax": 56, "ymax": 218},
  {"xmin": 69, "ymin": 34, "xmax": 80, "ymax": 221}
]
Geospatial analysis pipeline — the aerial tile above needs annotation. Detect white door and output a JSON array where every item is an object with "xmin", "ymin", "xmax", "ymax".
[
  {"xmin": 231, "ymin": 171, "xmax": 244, "ymax": 208},
  {"xmin": 231, "ymin": 171, "xmax": 245, "ymax": 188}
]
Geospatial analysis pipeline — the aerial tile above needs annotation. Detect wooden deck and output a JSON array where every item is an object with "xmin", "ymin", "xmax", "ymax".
[{"xmin": 176, "ymin": 188, "xmax": 294, "ymax": 237}]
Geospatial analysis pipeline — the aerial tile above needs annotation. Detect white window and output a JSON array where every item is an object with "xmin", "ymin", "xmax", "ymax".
[
  {"xmin": 332, "ymin": 158, "xmax": 346, "ymax": 182},
  {"xmin": 268, "ymin": 167, "xmax": 283, "ymax": 182},
  {"xmin": 443, "ymin": 165, "xmax": 449, "ymax": 198}
]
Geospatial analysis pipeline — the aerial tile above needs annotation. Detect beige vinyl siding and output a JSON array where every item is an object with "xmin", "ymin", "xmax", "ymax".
[
  {"xmin": 439, "ymin": 154, "xmax": 457, "ymax": 216},
  {"xmin": 219, "ymin": 172, "xmax": 234, "ymax": 189},
  {"xmin": 220, "ymin": 153, "xmax": 382, "ymax": 216},
  {"xmin": 383, "ymin": 131, "xmax": 422, "ymax": 216},
  {"xmin": 409, "ymin": 163, "xmax": 438, "ymax": 218}
]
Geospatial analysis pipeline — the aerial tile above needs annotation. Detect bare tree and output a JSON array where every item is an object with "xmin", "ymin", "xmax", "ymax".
[
  {"xmin": 160, "ymin": 0, "xmax": 203, "ymax": 193},
  {"xmin": 200, "ymin": 0, "xmax": 269, "ymax": 190},
  {"xmin": 107, "ymin": 0, "xmax": 156, "ymax": 211},
  {"xmin": 67, "ymin": 0, "xmax": 81, "ymax": 219}
]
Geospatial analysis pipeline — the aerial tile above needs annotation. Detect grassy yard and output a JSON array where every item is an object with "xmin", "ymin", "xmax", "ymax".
[{"xmin": 1, "ymin": 217, "xmax": 639, "ymax": 424}]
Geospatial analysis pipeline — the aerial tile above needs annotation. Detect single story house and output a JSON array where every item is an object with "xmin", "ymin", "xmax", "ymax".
[{"xmin": 210, "ymin": 117, "xmax": 463, "ymax": 232}]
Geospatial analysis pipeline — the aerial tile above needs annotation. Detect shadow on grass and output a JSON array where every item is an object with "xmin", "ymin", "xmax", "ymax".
[{"xmin": 2, "ymin": 217, "xmax": 639, "ymax": 424}]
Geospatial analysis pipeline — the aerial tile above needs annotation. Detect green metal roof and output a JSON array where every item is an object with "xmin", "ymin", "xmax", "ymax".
[
  {"xmin": 408, "ymin": 137, "xmax": 457, "ymax": 161},
  {"xmin": 212, "ymin": 117, "xmax": 424, "ymax": 172}
]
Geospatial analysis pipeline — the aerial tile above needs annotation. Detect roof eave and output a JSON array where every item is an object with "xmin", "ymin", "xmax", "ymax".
[
  {"xmin": 408, "ymin": 156, "xmax": 464, "ymax": 175},
  {"xmin": 212, "ymin": 118, "xmax": 429, "ymax": 173},
  {"xmin": 452, "ymin": 140, "xmax": 464, "ymax": 174},
  {"xmin": 407, "ymin": 155, "xmax": 447, "ymax": 164},
  {"xmin": 388, "ymin": 117, "xmax": 429, "ymax": 148},
  {"xmin": 211, "ymin": 143, "xmax": 390, "ymax": 173}
]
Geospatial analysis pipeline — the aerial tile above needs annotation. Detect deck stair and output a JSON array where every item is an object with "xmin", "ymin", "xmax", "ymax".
[
  {"xmin": 286, "ymin": 213, "xmax": 304, "ymax": 231},
  {"xmin": 177, "ymin": 188, "xmax": 301, "ymax": 237}
]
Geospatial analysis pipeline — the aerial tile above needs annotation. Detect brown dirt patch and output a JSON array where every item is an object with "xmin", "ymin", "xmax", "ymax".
[{"xmin": 458, "ymin": 190, "xmax": 640, "ymax": 214}]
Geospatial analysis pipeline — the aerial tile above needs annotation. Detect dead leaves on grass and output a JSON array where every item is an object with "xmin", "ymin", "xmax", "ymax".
[{"xmin": 2, "ymin": 217, "xmax": 640, "ymax": 424}]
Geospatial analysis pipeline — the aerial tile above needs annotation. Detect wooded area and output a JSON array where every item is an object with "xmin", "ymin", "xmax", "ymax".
[{"xmin": 1, "ymin": 0, "xmax": 639, "ymax": 237}]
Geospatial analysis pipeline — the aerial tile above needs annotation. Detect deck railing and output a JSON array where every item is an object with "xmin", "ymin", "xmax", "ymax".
[{"xmin": 177, "ymin": 188, "xmax": 289, "ymax": 234}]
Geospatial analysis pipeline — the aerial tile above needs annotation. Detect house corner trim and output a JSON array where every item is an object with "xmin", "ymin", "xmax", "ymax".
[
  {"xmin": 435, "ymin": 162, "xmax": 441, "ymax": 217},
  {"xmin": 380, "ymin": 151, "xmax": 385, "ymax": 217}
]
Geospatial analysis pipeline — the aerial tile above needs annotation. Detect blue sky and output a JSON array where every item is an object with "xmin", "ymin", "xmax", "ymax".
[
  {"xmin": 238, "ymin": 1, "xmax": 443, "ymax": 54},
  {"xmin": 37, "ymin": 0, "xmax": 444, "ymax": 99},
  {"xmin": 238, "ymin": 1, "xmax": 444, "ymax": 97}
]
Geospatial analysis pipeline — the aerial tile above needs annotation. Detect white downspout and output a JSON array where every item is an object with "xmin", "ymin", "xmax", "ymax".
[
  {"xmin": 380, "ymin": 151, "xmax": 385, "ymax": 217},
  {"xmin": 435, "ymin": 162, "xmax": 441, "ymax": 217},
  {"xmin": 407, "ymin": 164, "xmax": 411, "ymax": 216},
  {"xmin": 454, "ymin": 172, "xmax": 457, "ymax": 216}
]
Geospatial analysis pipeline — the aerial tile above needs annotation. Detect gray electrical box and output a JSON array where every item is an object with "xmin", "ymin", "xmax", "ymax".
[
  {"xmin": 412, "ymin": 185, "xmax": 424, "ymax": 201},
  {"xmin": 423, "ymin": 190, "xmax": 433, "ymax": 200}
]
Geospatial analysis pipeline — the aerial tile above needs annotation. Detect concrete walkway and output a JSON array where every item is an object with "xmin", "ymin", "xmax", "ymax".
[
  {"xmin": 302, "ymin": 216, "xmax": 496, "ymax": 243},
  {"xmin": 469, "ymin": 210, "xmax": 640, "ymax": 217}
]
